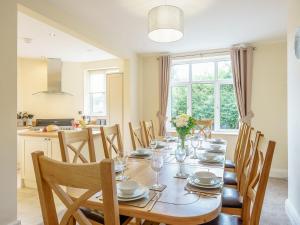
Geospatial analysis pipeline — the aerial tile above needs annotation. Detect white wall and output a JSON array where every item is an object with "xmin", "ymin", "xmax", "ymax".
[
  {"xmin": 0, "ymin": 1, "xmax": 18, "ymax": 225},
  {"xmin": 286, "ymin": 0, "xmax": 300, "ymax": 224},
  {"xmin": 138, "ymin": 42, "xmax": 288, "ymax": 178}
]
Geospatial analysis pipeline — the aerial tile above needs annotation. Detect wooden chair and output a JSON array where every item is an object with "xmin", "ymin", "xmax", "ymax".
[
  {"xmin": 225, "ymin": 122, "xmax": 246, "ymax": 171},
  {"xmin": 203, "ymin": 139, "xmax": 276, "ymax": 225},
  {"xmin": 222, "ymin": 130, "xmax": 263, "ymax": 216},
  {"xmin": 129, "ymin": 122, "xmax": 145, "ymax": 150},
  {"xmin": 32, "ymin": 151, "xmax": 130, "ymax": 225},
  {"xmin": 194, "ymin": 119, "xmax": 213, "ymax": 138},
  {"xmin": 142, "ymin": 120, "xmax": 156, "ymax": 147},
  {"xmin": 100, "ymin": 124, "xmax": 123, "ymax": 159},
  {"xmin": 58, "ymin": 128, "xmax": 96, "ymax": 163}
]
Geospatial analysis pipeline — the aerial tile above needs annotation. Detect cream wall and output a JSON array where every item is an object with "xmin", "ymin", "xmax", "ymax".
[
  {"xmin": 0, "ymin": 1, "xmax": 18, "ymax": 225},
  {"xmin": 286, "ymin": 0, "xmax": 300, "ymax": 224},
  {"xmin": 252, "ymin": 42, "xmax": 288, "ymax": 177},
  {"xmin": 18, "ymin": 58, "xmax": 124, "ymax": 119},
  {"xmin": 138, "ymin": 41, "xmax": 287, "ymax": 178}
]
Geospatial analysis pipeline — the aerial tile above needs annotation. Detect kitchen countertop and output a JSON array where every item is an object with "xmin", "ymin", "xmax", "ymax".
[{"xmin": 18, "ymin": 129, "xmax": 101, "ymax": 138}]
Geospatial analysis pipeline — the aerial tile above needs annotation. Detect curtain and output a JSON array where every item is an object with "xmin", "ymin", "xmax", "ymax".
[
  {"xmin": 157, "ymin": 55, "xmax": 171, "ymax": 136},
  {"xmin": 230, "ymin": 46, "xmax": 254, "ymax": 125}
]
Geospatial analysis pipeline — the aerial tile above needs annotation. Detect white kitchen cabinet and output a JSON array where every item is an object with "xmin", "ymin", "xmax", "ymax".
[{"xmin": 21, "ymin": 137, "xmax": 51, "ymax": 188}]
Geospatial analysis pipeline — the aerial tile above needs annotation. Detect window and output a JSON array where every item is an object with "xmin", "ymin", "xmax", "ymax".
[
  {"xmin": 167, "ymin": 55, "xmax": 239, "ymax": 132},
  {"xmin": 85, "ymin": 70, "xmax": 107, "ymax": 116}
]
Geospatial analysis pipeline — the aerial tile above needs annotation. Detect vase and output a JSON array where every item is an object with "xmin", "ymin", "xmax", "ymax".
[{"xmin": 179, "ymin": 136, "xmax": 189, "ymax": 156}]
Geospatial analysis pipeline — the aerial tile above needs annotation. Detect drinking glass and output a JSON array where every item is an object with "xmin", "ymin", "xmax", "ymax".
[
  {"xmin": 117, "ymin": 154, "xmax": 129, "ymax": 181},
  {"xmin": 175, "ymin": 146, "xmax": 188, "ymax": 178},
  {"xmin": 150, "ymin": 150, "xmax": 164, "ymax": 189},
  {"xmin": 150, "ymin": 140, "xmax": 157, "ymax": 150},
  {"xmin": 190, "ymin": 135, "xmax": 200, "ymax": 159}
]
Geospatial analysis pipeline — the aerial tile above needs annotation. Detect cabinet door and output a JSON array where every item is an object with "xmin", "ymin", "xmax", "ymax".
[
  {"xmin": 107, "ymin": 73, "xmax": 123, "ymax": 131},
  {"xmin": 23, "ymin": 137, "xmax": 50, "ymax": 188},
  {"xmin": 50, "ymin": 138, "xmax": 62, "ymax": 161}
]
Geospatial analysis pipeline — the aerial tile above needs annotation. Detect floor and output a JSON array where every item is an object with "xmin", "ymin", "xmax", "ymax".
[{"xmin": 17, "ymin": 178, "xmax": 289, "ymax": 225}]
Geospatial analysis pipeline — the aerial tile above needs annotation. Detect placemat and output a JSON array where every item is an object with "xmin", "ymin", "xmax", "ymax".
[{"xmin": 149, "ymin": 184, "xmax": 167, "ymax": 192}]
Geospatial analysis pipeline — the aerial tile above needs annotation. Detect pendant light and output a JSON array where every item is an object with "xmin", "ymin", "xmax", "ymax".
[{"xmin": 148, "ymin": 5, "xmax": 184, "ymax": 43}]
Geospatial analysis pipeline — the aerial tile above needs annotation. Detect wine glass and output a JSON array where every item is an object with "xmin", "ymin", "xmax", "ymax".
[
  {"xmin": 190, "ymin": 135, "xmax": 200, "ymax": 159},
  {"xmin": 150, "ymin": 150, "xmax": 164, "ymax": 189},
  {"xmin": 116, "ymin": 154, "xmax": 129, "ymax": 181},
  {"xmin": 149, "ymin": 140, "xmax": 157, "ymax": 150},
  {"xmin": 175, "ymin": 146, "xmax": 188, "ymax": 178}
]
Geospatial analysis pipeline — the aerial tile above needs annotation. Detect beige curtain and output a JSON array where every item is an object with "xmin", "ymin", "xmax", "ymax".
[
  {"xmin": 230, "ymin": 46, "xmax": 254, "ymax": 125},
  {"xmin": 157, "ymin": 55, "xmax": 171, "ymax": 136}
]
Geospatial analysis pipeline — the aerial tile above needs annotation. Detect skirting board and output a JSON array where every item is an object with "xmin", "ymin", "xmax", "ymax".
[
  {"xmin": 285, "ymin": 199, "xmax": 300, "ymax": 225},
  {"xmin": 6, "ymin": 220, "xmax": 21, "ymax": 225},
  {"xmin": 270, "ymin": 169, "xmax": 288, "ymax": 179}
]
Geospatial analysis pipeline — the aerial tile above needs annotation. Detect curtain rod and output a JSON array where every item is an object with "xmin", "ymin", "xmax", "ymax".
[{"xmin": 156, "ymin": 46, "xmax": 256, "ymax": 60}]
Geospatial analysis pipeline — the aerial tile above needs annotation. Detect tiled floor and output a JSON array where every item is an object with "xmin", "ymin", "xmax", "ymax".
[{"xmin": 17, "ymin": 178, "xmax": 290, "ymax": 225}]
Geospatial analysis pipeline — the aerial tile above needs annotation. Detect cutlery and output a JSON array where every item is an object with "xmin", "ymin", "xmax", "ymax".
[
  {"xmin": 146, "ymin": 192, "xmax": 161, "ymax": 211},
  {"xmin": 184, "ymin": 187, "xmax": 219, "ymax": 198}
]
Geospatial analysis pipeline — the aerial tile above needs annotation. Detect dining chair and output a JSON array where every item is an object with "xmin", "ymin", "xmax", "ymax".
[
  {"xmin": 142, "ymin": 120, "xmax": 156, "ymax": 147},
  {"xmin": 222, "ymin": 130, "xmax": 263, "ymax": 216},
  {"xmin": 129, "ymin": 122, "xmax": 145, "ymax": 150},
  {"xmin": 203, "ymin": 139, "xmax": 276, "ymax": 225},
  {"xmin": 223, "ymin": 124, "xmax": 252, "ymax": 187},
  {"xmin": 58, "ymin": 128, "xmax": 96, "ymax": 163},
  {"xmin": 225, "ymin": 122, "xmax": 246, "ymax": 170},
  {"xmin": 31, "ymin": 151, "xmax": 132, "ymax": 225},
  {"xmin": 194, "ymin": 119, "xmax": 213, "ymax": 138},
  {"xmin": 100, "ymin": 124, "xmax": 124, "ymax": 159}
]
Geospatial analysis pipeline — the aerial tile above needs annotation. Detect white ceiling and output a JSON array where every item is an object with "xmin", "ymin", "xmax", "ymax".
[
  {"xmin": 43, "ymin": 0, "xmax": 287, "ymax": 55},
  {"xmin": 17, "ymin": 12, "xmax": 117, "ymax": 62}
]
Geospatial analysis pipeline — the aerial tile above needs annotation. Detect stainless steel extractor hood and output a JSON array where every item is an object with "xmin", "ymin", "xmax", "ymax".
[{"xmin": 33, "ymin": 58, "xmax": 73, "ymax": 95}]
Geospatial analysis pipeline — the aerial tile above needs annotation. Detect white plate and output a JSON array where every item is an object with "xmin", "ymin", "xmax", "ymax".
[
  {"xmin": 199, "ymin": 158, "xmax": 223, "ymax": 163},
  {"xmin": 207, "ymin": 148, "xmax": 225, "ymax": 154},
  {"xmin": 187, "ymin": 178, "xmax": 222, "ymax": 189},
  {"xmin": 118, "ymin": 189, "xmax": 149, "ymax": 202},
  {"xmin": 190, "ymin": 176, "xmax": 221, "ymax": 186},
  {"xmin": 117, "ymin": 186, "xmax": 146, "ymax": 199},
  {"xmin": 209, "ymin": 139, "xmax": 226, "ymax": 144},
  {"xmin": 132, "ymin": 149, "xmax": 152, "ymax": 156}
]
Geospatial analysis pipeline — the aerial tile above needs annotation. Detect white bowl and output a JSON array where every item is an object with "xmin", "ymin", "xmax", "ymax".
[
  {"xmin": 192, "ymin": 171, "xmax": 217, "ymax": 185},
  {"xmin": 201, "ymin": 152, "xmax": 218, "ymax": 161},
  {"xmin": 136, "ymin": 148, "xmax": 149, "ymax": 155},
  {"xmin": 210, "ymin": 144, "xmax": 222, "ymax": 150},
  {"xmin": 118, "ymin": 181, "xmax": 139, "ymax": 195}
]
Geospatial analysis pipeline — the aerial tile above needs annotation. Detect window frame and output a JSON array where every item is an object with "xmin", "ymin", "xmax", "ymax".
[
  {"xmin": 84, "ymin": 68, "xmax": 119, "ymax": 117},
  {"xmin": 167, "ymin": 56, "xmax": 238, "ymax": 133}
]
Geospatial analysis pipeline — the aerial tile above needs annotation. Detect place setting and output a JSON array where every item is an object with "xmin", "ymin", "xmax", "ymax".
[
  {"xmin": 197, "ymin": 152, "xmax": 225, "ymax": 167},
  {"xmin": 185, "ymin": 171, "xmax": 223, "ymax": 197}
]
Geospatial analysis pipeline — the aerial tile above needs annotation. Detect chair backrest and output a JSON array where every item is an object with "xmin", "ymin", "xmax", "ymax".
[
  {"xmin": 58, "ymin": 128, "xmax": 96, "ymax": 163},
  {"xmin": 241, "ymin": 139, "xmax": 276, "ymax": 225},
  {"xmin": 142, "ymin": 120, "xmax": 156, "ymax": 147},
  {"xmin": 32, "ymin": 151, "xmax": 120, "ymax": 225},
  {"xmin": 100, "ymin": 124, "xmax": 123, "ymax": 159},
  {"xmin": 129, "ymin": 122, "xmax": 145, "ymax": 150},
  {"xmin": 238, "ymin": 130, "xmax": 263, "ymax": 195},
  {"xmin": 194, "ymin": 119, "xmax": 213, "ymax": 138},
  {"xmin": 233, "ymin": 122, "xmax": 246, "ymax": 164}
]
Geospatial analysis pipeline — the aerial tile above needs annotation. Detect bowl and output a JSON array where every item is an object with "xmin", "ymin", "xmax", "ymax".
[
  {"xmin": 118, "ymin": 181, "xmax": 139, "ymax": 195},
  {"xmin": 136, "ymin": 148, "xmax": 149, "ymax": 155},
  {"xmin": 192, "ymin": 171, "xmax": 217, "ymax": 185},
  {"xmin": 210, "ymin": 144, "xmax": 222, "ymax": 150},
  {"xmin": 201, "ymin": 152, "xmax": 218, "ymax": 161}
]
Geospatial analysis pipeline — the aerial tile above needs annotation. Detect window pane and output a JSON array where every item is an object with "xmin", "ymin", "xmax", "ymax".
[
  {"xmin": 91, "ymin": 93, "xmax": 106, "ymax": 115},
  {"xmin": 192, "ymin": 62, "xmax": 214, "ymax": 81},
  {"xmin": 220, "ymin": 84, "xmax": 239, "ymax": 129},
  {"xmin": 171, "ymin": 64, "xmax": 189, "ymax": 82},
  {"xmin": 171, "ymin": 86, "xmax": 188, "ymax": 118},
  {"xmin": 90, "ymin": 73, "xmax": 106, "ymax": 92},
  {"xmin": 191, "ymin": 84, "xmax": 214, "ymax": 120},
  {"xmin": 218, "ymin": 61, "xmax": 233, "ymax": 80}
]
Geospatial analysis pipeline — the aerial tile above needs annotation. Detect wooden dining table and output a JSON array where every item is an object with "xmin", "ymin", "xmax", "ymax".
[{"xmin": 70, "ymin": 141, "xmax": 227, "ymax": 225}]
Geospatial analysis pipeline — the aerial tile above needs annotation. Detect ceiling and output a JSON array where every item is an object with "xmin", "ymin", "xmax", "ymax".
[
  {"xmin": 17, "ymin": 12, "xmax": 116, "ymax": 62},
  {"xmin": 18, "ymin": 0, "xmax": 287, "ymax": 57},
  {"xmin": 47, "ymin": 0, "xmax": 287, "ymax": 54}
]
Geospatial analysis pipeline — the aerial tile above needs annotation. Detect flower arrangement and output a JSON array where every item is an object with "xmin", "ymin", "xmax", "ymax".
[{"xmin": 171, "ymin": 114, "xmax": 196, "ymax": 148}]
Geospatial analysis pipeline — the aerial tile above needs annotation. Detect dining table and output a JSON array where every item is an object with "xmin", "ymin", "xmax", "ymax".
[{"xmin": 70, "ymin": 139, "xmax": 227, "ymax": 225}]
